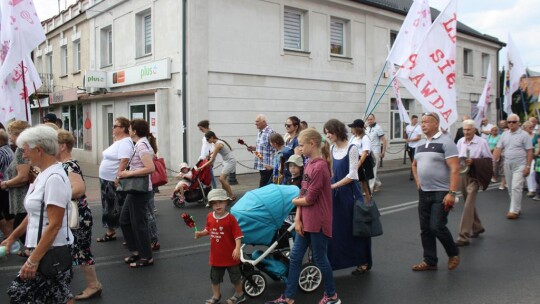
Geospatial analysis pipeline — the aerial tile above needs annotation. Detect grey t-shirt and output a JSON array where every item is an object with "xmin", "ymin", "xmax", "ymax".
[
  {"xmin": 415, "ymin": 132, "xmax": 458, "ymax": 191},
  {"xmin": 496, "ymin": 129, "xmax": 532, "ymax": 165}
]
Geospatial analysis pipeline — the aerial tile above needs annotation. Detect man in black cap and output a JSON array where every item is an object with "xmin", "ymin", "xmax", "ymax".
[{"xmin": 43, "ymin": 112, "xmax": 58, "ymax": 123}]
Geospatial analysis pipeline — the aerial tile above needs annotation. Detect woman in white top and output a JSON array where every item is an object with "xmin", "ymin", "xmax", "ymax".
[
  {"xmin": 199, "ymin": 131, "xmax": 237, "ymax": 200},
  {"xmin": 96, "ymin": 117, "xmax": 133, "ymax": 242},
  {"xmin": 2, "ymin": 125, "xmax": 74, "ymax": 304},
  {"xmin": 348, "ymin": 119, "xmax": 373, "ymax": 203}
]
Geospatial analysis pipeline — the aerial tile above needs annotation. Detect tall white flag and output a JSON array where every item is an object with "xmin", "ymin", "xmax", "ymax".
[
  {"xmin": 0, "ymin": 0, "xmax": 45, "ymax": 124},
  {"xmin": 386, "ymin": 0, "xmax": 432, "ymax": 66},
  {"xmin": 474, "ymin": 62, "xmax": 492, "ymax": 128},
  {"xmin": 503, "ymin": 34, "xmax": 526, "ymax": 115},
  {"xmin": 395, "ymin": 0, "xmax": 458, "ymax": 130},
  {"xmin": 388, "ymin": 63, "xmax": 411, "ymax": 124}
]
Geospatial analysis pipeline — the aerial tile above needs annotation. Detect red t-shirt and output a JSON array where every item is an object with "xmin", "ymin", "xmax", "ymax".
[{"xmin": 204, "ymin": 212, "xmax": 243, "ymax": 266}]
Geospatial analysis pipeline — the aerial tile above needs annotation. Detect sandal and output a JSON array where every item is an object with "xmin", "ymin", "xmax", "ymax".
[
  {"xmin": 351, "ymin": 264, "xmax": 370, "ymax": 276},
  {"xmin": 130, "ymin": 258, "xmax": 154, "ymax": 268},
  {"xmin": 412, "ymin": 261, "xmax": 437, "ymax": 271},
  {"xmin": 17, "ymin": 249, "xmax": 31, "ymax": 258},
  {"xmin": 151, "ymin": 241, "xmax": 161, "ymax": 251},
  {"xmin": 205, "ymin": 295, "xmax": 221, "ymax": 304},
  {"xmin": 124, "ymin": 254, "xmax": 140, "ymax": 264},
  {"xmin": 96, "ymin": 232, "xmax": 116, "ymax": 242}
]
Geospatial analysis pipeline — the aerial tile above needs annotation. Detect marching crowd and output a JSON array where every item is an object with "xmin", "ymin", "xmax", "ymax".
[{"xmin": 0, "ymin": 110, "xmax": 535, "ymax": 304}]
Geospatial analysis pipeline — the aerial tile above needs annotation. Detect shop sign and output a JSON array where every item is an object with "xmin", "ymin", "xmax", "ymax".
[
  {"xmin": 107, "ymin": 58, "xmax": 171, "ymax": 88},
  {"xmin": 84, "ymin": 70, "xmax": 107, "ymax": 88},
  {"xmin": 50, "ymin": 88, "xmax": 78, "ymax": 104}
]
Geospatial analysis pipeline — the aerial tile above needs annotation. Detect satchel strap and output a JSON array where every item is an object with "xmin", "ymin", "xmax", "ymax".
[{"xmin": 38, "ymin": 173, "xmax": 70, "ymax": 244}]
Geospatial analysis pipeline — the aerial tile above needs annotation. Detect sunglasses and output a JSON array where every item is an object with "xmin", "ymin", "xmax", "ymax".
[
  {"xmin": 113, "ymin": 125, "xmax": 123, "ymax": 128},
  {"xmin": 422, "ymin": 112, "xmax": 439, "ymax": 122},
  {"xmin": 507, "ymin": 121, "xmax": 519, "ymax": 124},
  {"xmin": 284, "ymin": 124, "xmax": 294, "ymax": 128}
]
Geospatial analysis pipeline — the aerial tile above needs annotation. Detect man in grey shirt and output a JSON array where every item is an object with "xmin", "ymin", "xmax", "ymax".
[
  {"xmin": 493, "ymin": 114, "xmax": 533, "ymax": 219},
  {"xmin": 411, "ymin": 112, "xmax": 460, "ymax": 272}
]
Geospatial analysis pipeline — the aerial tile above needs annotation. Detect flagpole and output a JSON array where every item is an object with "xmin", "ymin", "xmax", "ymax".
[
  {"xmin": 20, "ymin": 61, "xmax": 29, "ymax": 122},
  {"xmin": 364, "ymin": 61, "xmax": 388, "ymax": 120},
  {"xmin": 366, "ymin": 73, "xmax": 398, "ymax": 118}
]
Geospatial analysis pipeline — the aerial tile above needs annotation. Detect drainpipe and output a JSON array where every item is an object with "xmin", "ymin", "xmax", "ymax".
[{"xmin": 182, "ymin": 0, "xmax": 188, "ymax": 162}]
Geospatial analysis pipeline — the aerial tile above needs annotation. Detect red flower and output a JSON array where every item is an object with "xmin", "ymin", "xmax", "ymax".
[
  {"xmin": 181, "ymin": 212, "xmax": 195, "ymax": 228},
  {"xmin": 237, "ymin": 138, "xmax": 245, "ymax": 145}
]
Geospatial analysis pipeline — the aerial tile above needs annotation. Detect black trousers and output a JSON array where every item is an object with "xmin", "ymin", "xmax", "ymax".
[
  {"xmin": 259, "ymin": 169, "xmax": 273, "ymax": 188},
  {"xmin": 120, "ymin": 191, "xmax": 152, "ymax": 259}
]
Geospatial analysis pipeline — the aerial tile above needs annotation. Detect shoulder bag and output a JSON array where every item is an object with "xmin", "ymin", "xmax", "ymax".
[
  {"xmin": 117, "ymin": 143, "xmax": 150, "ymax": 194},
  {"xmin": 37, "ymin": 174, "xmax": 73, "ymax": 277},
  {"xmin": 352, "ymin": 181, "xmax": 383, "ymax": 238}
]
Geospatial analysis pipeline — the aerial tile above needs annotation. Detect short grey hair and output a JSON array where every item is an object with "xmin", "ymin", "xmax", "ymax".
[
  {"xmin": 256, "ymin": 114, "xmax": 267, "ymax": 122},
  {"xmin": 0, "ymin": 129, "xmax": 8, "ymax": 145},
  {"xmin": 462, "ymin": 119, "xmax": 476, "ymax": 129},
  {"xmin": 16, "ymin": 125, "xmax": 59, "ymax": 156}
]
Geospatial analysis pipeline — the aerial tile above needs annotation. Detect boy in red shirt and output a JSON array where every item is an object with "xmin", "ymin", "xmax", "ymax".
[{"xmin": 195, "ymin": 189, "xmax": 245, "ymax": 304}]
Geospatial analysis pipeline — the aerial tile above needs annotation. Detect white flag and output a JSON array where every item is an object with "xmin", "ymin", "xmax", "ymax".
[
  {"xmin": 0, "ymin": 0, "xmax": 46, "ymax": 123},
  {"xmin": 386, "ymin": 0, "xmax": 432, "ymax": 66},
  {"xmin": 388, "ymin": 63, "xmax": 411, "ymax": 124},
  {"xmin": 395, "ymin": 0, "xmax": 458, "ymax": 130},
  {"xmin": 473, "ymin": 62, "xmax": 492, "ymax": 128},
  {"xmin": 503, "ymin": 34, "xmax": 526, "ymax": 115}
]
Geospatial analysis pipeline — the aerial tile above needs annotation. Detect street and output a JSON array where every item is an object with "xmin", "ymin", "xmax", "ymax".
[{"xmin": 1, "ymin": 170, "xmax": 540, "ymax": 303}]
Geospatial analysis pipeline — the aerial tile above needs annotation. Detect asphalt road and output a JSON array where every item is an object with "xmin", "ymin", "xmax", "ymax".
[{"xmin": 1, "ymin": 171, "xmax": 540, "ymax": 304}]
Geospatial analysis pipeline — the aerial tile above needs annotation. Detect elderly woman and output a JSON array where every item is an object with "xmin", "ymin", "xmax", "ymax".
[
  {"xmin": 1, "ymin": 125, "xmax": 74, "ymax": 303},
  {"xmin": 324, "ymin": 119, "xmax": 372, "ymax": 275},
  {"xmin": 57, "ymin": 130, "xmax": 102, "ymax": 300},
  {"xmin": 0, "ymin": 129, "xmax": 15, "ymax": 237},
  {"xmin": 119, "ymin": 119, "xmax": 156, "ymax": 268},
  {"xmin": 0, "ymin": 120, "xmax": 31, "ymax": 256},
  {"xmin": 96, "ymin": 117, "xmax": 132, "ymax": 243}
]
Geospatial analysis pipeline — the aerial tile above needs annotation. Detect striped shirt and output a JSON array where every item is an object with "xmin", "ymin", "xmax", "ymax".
[
  {"xmin": 254, "ymin": 126, "xmax": 276, "ymax": 170},
  {"xmin": 0, "ymin": 144, "xmax": 14, "ymax": 180}
]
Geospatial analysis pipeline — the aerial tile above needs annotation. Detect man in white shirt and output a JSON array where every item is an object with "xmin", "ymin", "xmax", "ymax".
[
  {"xmin": 366, "ymin": 114, "xmax": 387, "ymax": 192},
  {"xmin": 479, "ymin": 118, "xmax": 494, "ymax": 139},
  {"xmin": 406, "ymin": 115, "xmax": 422, "ymax": 180}
]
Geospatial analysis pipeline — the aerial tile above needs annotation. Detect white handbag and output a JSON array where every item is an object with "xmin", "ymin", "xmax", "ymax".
[{"xmin": 68, "ymin": 200, "xmax": 80, "ymax": 230}]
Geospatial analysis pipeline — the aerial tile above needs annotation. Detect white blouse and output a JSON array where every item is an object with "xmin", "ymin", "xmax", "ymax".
[{"xmin": 332, "ymin": 143, "xmax": 359, "ymax": 180}]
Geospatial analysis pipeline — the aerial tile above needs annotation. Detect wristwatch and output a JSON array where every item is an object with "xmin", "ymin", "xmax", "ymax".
[{"xmin": 448, "ymin": 191, "xmax": 457, "ymax": 196}]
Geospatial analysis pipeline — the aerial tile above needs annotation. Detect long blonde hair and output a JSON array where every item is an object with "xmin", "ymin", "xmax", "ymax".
[{"xmin": 298, "ymin": 128, "xmax": 331, "ymax": 173}]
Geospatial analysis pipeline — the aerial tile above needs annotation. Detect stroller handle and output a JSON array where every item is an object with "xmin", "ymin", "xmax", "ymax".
[{"xmin": 240, "ymin": 223, "xmax": 296, "ymax": 265}]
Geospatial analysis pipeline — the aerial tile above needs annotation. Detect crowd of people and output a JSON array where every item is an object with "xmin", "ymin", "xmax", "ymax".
[{"xmin": 0, "ymin": 110, "xmax": 536, "ymax": 303}]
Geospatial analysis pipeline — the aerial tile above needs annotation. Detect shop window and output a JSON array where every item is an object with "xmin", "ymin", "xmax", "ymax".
[{"xmin": 62, "ymin": 103, "xmax": 92, "ymax": 150}]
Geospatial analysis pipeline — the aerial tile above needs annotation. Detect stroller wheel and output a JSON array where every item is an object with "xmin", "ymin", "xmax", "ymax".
[
  {"xmin": 243, "ymin": 273, "xmax": 266, "ymax": 297},
  {"xmin": 298, "ymin": 262, "xmax": 322, "ymax": 293},
  {"xmin": 172, "ymin": 196, "xmax": 185, "ymax": 208}
]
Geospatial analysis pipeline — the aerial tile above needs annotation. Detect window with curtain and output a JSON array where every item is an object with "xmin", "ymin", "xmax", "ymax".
[
  {"xmin": 144, "ymin": 14, "xmax": 152, "ymax": 54},
  {"xmin": 330, "ymin": 18, "xmax": 344, "ymax": 55},
  {"xmin": 284, "ymin": 9, "xmax": 302, "ymax": 50}
]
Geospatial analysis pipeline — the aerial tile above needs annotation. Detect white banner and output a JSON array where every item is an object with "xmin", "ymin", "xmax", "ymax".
[
  {"xmin": 388, "ymin": 64, "xmax": 410, "ymax": 124},
  {"xmin": 503, "ymin": 34, "xmax": 526, "ymax": 114},
  {"xmin": 0, "ymin": 0, "xmax": 46, "ymax": 124},
  {"xmin": 396, "ymin": 0, "xmax": 458, "ymax": 130},
  {"xmin": 474, "ymin": 62, "xmax": 492, "ymax": 128},
  {"xmin": 386, "ymin": 0, "xmax": 431, "ymax": 67}
]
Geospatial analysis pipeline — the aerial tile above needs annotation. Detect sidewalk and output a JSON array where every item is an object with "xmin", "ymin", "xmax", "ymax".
[{"xmin": 79, "ymin": 158, "xmax": 411, "ymax": 203}]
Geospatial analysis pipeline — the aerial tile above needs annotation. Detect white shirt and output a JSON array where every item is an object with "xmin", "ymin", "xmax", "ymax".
[
  {"xmin": 200, "ymin": 135, "xmax": 214, "ymax": 160},
  {"xmin": 349, "ymin": 135, "xmax": 372, "ymax": 153},
  {"xmin": 480, "ymin": 123, "xmax": 493, "ymax": 139},
  {"xmin": 406, "ymin": 124, "xmax": 422, "ymax": 148},
  {"xmin": 24, "ymin": 163, "xmax": 73, "ymax": 248},
  {"xmin": 366, "ymin": 123, "xmax": 385, "ymax": 154},
  {"xmin": 99, "ymin": 137, "xmax": 133, "ymax": 181}
]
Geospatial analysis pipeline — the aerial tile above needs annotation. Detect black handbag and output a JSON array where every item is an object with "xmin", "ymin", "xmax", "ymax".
[
  {"xmin": 36, "ymin": 175, "xmax": 73, "ymax": 277},
  {"xmin": 352, "ymin": 182, "xmax": 383, "ymax": 238},
  {"xmin": 116, "ymin": 142, "xmax": 150, "ymax": 194}
]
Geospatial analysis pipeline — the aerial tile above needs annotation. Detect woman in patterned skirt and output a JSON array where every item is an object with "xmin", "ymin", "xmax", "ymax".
[{"xmin": 57, "ymin": 130, "xmax": 103, "ymax": 300}]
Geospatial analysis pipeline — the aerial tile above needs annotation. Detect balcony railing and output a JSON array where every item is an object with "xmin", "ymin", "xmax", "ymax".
[{"xmin": 37, "ymin": 73, "xmax": 53, "ymax": 94}]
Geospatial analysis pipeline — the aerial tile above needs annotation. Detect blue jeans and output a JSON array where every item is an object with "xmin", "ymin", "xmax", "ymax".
[
  {"xmin": 284, "ymin": 231, "xmax": 336, "ymax": 299},
  {"xmin": 418, "ymin": 190, "xmax": 458, "ymax": 266}
]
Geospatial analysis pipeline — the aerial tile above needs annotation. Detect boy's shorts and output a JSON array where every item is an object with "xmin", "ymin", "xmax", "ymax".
[{"xmin": 210, "ymin": 264, "xmax": 242, "ymax": 285}]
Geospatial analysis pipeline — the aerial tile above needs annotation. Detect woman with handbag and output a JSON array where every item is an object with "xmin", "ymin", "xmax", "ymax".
[
  {"xmin": 57, "ymin": 130, "xmax": 103, "ymax": 300},
  {"xmin": 118, "ymin": 119, "xmax": 156, "ymax": 268},
  {"xmin": 348, "ymin": 119, "xmax": 374, "ymax": 203},
  {"xmin": 1, "ymin": 125, "xmax": 74, "ymax": 303},
  {"xmin": 324, "ymin": 119, "xmax": 372, "ymax": 276},
  {"xmin": 0, "ymin": 120, "xmax": 32, "ymax": 257}
]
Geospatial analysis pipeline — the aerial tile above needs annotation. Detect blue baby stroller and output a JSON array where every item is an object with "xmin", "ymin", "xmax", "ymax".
[{"xmin": 231, "ymin": 184, "xmax": 322, "ymax": 298}]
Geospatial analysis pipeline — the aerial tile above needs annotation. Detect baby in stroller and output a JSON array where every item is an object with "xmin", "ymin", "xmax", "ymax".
[{"xmin": 170, "ymin": 162, "xmax": 193, "ymax": 203}]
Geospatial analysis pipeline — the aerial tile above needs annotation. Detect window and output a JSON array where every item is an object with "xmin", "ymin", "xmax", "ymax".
[
  {"xmin": 35, "ymin": 56, "xmax": 42, "ymax": 74},
  {"xmin": 390, "ymin": 31, "xmax": 398, "ymax": 48},
  {"xmin": 100, "ymin": 26, "xmax": 113, "ymax": 67},
  {"xmin": 330, "ymin": 18, "xmax": 344, "ymax": 55},
  {"xmin": 390, "ymin": 98, "xmax": 415, "ymax": 140},
  {"xmin": 130, "ymin": 103, "xmax": 155, "ymax": 121},
  {"xmin": 284, "ymin": 9, "xmax": 302, "ymax": 50},
  {"xmin": 136, "ymin": 10, "xmax": 152, "ymax": 57},
  {"xmin": 481, "ymin": 53, "xmax": 490, "ymax": 78},
  {"xmin": 73, "ymin": 41, "xmax": 81, "ymax": 72},
  {"xmin": 60, "ymin": 45, "xmax": 68, "ymax": 76},
  {"xmin": 463, "ymin": 48, "xmax": 473, "ymax": 75},
  {"xmin": 46, "ymin": 53, "xmax": 53, "ymax": 74},
  {"xmin": 61, "ymin": 103, "xmax": 92, "ymax": 150}
]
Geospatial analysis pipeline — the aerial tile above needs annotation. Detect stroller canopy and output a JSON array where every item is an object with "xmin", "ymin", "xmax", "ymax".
[{"xmin": 231, "ymin": 184, "xmax": 299, "ymax": 246}]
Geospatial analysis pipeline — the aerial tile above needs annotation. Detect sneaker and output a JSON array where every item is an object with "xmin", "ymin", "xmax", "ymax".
[
  {"xmin": 226, "ymin": 293, "xmax": 246, "ymax": 304},
  {"xmin": 265, "ymin": 295, "xmax": 292, "ymax": 304},
  {"xmin": 527, "ymin": 191, "xmax": 535, "ymax": 197},
  {"xmin": 533, "ymin": 195, "xmax": 540, "ymax": 201},
  {"xmin": 498, "ymin": 186, "xmax": 506, "ymax": 190},
  {"xmin": 490, "ymin": 178, "xmax": 497, "ymax": 183},
  {"xmin": 319, "ymin": 293, "xmax": 341, "ymax": 304}
]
